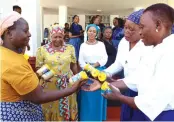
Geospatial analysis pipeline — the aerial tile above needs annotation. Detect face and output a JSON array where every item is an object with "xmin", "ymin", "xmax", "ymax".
[
  {"xmin": 87, "ymin": 27, "xmax": 97, "ymax": 41},
  {"xmin": 124, "ymin": 20, "xmax": 141, "ymax": 43},
  {"xmin": 74, "ymin": 16, "xmax": 79, "ymax": 23},
  {"xmin": 9, "ymin": 18, "xmax": 31, "ymax": 48},
  {"xmin": 94, "ymin": 18, "xmax": 100, "ymax": 25},
  {"xmin": 97, "ymin": 16, "xmax": 102, "ymax": 23},
  {"xmin": 103, "ymin": 28, "xmax": 112, "ymax": 40},
  {"xmin": 113, "ymin": 19, "xmax": 118, "ymax": 27},
  {"xmin": 51, "ymin": 33, "xmax": 64, "ymax": 47},
  {"xmin": 139, "ymin": 12, "xmax": 158, "ymax": 46},
  {"xmin": 65, "ymin": 24, "xmax": 69, "ymax": 29}
]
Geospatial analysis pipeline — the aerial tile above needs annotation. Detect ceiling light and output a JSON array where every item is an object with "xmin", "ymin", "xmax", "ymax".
[{"xmin": 97, "ymin": 10, "xmax": 101, "ymax": 12}]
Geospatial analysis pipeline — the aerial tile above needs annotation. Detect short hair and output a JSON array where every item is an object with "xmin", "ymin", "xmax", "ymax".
[
  {"xmin": 144, "ymin": 3, "xmax": 174, "ymax": 29},
  {"xmin": 13, "ymin": 5, "xmax": 21, "ymax": 11}
]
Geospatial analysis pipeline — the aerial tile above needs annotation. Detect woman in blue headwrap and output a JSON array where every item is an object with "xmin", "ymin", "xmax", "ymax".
[
  {"xmin": 78, "ymin": 24, "xmax": 108, "ymax": 121},
  {"xmin": 69, "ymin": 15, "xmax": 84, "ymax": 61}
]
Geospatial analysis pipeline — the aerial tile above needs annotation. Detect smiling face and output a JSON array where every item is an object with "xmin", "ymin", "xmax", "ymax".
[
  {"xmin": 87, "ymin": 26, "xmax": 97, "ymax": 41},
  {"xmin": 51, "ymin": 33, "xmax": 64, "ymax": 47}
]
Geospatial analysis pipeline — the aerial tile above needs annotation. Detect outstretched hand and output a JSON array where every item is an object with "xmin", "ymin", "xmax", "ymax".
[
  {"xmin": 81, "ymin": 78, "xmax": 101, "ymax": 91},
  {"xmin": 102, "ymin": 83, "xmax": 121, "ymax": 101}
]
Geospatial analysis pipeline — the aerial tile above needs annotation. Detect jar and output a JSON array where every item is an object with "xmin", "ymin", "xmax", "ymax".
[
  {"xmin": 36, "ymin": 64, "xmax": 50, "ymax": 76},
  {"xmin": 42, "ymin": 70, "xmax": 55, "ymax": 81},
  {"xmin": 69, "ymin": 71, "xmax": 88, "ymax": 85}
]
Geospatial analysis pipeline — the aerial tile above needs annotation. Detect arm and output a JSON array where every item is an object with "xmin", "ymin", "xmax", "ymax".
[
  {"xmin": 70, "ymin": 63, "xmax": 79, "ymax": 74},
  {"xmin": 69, "ymin": 24, "xmax": 80, "ymax": 38},
  {"xmin": 104, "ymin": 40, "xmax": 124, "ymax": 76},
  {"xmin": 3, "ymin": 64, "xmax": 82, "ymax": 104}
]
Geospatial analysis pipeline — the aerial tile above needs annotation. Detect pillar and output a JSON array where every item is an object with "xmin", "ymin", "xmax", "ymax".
[{"xmin": 58, "ymin": 6, "xmax": 67, "ymax": 27}]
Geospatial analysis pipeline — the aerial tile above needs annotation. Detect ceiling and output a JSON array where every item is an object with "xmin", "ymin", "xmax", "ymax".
[{"xmin": 41, "ymin": 0, "xmax": 168, "ymax": 15}]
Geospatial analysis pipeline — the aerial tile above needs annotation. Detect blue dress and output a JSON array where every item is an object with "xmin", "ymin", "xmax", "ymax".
[
  {"xmin": 172, "ymin": 25, "xmax": 174, "ymax": 34},
  {"xmin": 120, "ymin": 89, "xmax": 138, "ymax": 121},
  {"xmin": 78, "ymin": 67, "xmax": 107, "ymax": 121},
  {"xmin": 69, "ymin": 23, "xmax": 83, "ymax": 60}
]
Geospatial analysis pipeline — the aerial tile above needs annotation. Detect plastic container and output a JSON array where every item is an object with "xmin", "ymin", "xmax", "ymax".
[
  {"xmin": 98, "ymin": 71, "xmax": 107, "ymax": 83},
  {"xmin": 69, "ymin": 71, "xmax": 88, "ymax": 85},
  {"xmin": 42, "ymin": 70, "xmax": 55, "ymax": 81},
  {"xmin": 101, "ymin": 81, "xmax": 112, "ymax": 94},
  {"xmin": 84, "ymin": 64, "xmax": 100, "ymax": 78},
  {"xmin": 36, "ymin": 64, "xmax": 50, "ymax": 76}
]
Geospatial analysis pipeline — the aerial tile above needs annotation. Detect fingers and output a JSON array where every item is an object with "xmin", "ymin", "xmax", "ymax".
[{"xmin": 109, "ymin": 84, "xmax": 120, "ymax": 92}]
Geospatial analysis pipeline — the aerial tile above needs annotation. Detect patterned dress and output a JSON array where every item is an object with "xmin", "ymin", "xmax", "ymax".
[{"xmin": 36, "ymin": 43, "xmax": 78, "ymax": 121}]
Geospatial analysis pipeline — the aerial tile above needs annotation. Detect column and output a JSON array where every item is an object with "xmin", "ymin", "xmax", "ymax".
[
  {"xmin": 58, "ymin": 6, "xmax": 67, "ymax": 27},
  {"xmin": 16, "ymin": 0, "xmax": 42, "ymax": 56}
]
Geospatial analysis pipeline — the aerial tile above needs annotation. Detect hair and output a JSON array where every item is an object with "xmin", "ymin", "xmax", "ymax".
[
  {"xmin": 13, "ymin": 5, "xmax": 21, "ymax": 11},
  {"xmin": 90, "ymin": 15, "xmax": 98, "ymax": 24},
  {"xmin": 65, "ymin": 23, "xmax": 69, "ymax": 25},
  {"xmin": 144, "ymin": 3, "xmax": 174, "ymax": 30},
  {"xmin": 103, "ymin": 26, "xmax": 112, "ymax": 33},
  {"xmin": 72, "ymin": 15, "xmax": 78, "ymax": 21},
  {"xmin": 118, "ymin": 18, "xmax": 124, "ymax": 28}
]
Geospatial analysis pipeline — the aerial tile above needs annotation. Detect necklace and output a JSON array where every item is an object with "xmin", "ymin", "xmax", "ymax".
[{"xmin": 86, "ymin": 40, "xmax": 97, "ymax": 45}]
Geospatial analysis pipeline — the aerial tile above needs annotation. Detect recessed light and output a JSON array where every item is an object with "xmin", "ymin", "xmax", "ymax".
[{"xmin": 97, "ymin": 10, "xmax": 102, "ymax": 12}]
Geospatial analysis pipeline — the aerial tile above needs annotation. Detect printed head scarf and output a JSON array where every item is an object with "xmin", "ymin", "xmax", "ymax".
[
  {"xmin": 127, "ymin": 9, "xmax": 144, "ymax": 25},
  {"xmin": 0, "ymin": 11, "xmax": 21, "ymax": 45},
  {"xmin": 49, "ymin": 23, "xmax": 64, "ymax": 37}
]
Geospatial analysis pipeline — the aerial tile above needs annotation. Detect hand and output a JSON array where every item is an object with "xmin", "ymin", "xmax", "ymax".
[
  {"xmin": 81, "ymin": 78, "xmax": 101, "ymax": 91},
  {"xmin": 102, "ymin": 83, "xmax": 122, "ymax": 101},
  {"xmin": 71, "ymin": 80, "xmax": 87, "ymax": 92}
]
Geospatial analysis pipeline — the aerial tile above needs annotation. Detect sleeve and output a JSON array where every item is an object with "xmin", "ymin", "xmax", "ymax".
[
  {"xmin": 70, "ymin": 45, "xmax": 76, "ymax": 63},
  {"xmin": 78, "ymin": 44, "xmax": 86, "ymax": 68},
  {"xmin": 80, "ymin": 25, "xmax": 83, "ymax": 31},
  {"xmin": 104, "ymin": 40, "xmax": 124, "ymax": 75},
  {"xmin": 36, "ymin": 47, "xmax": 44, "ymax": 68},
  {"xmin": 134, "ymin": 53, "xmax": 174, "ymax": 121},
  {"xmin": 98, "ymin": 42, "xmax": 108, "ymax": 66},
  {"xmin": 2, "ymin": 64, "xmax": 39, "ymax": 95}
]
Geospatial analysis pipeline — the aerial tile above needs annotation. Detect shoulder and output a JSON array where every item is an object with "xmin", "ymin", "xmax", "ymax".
[{"xmin": 66, "ymin": 44, "xmax": 75, "ymax": 50}]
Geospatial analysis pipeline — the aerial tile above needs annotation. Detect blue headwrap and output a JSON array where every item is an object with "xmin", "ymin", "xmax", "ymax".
[
  {"xmin": 127, "ymin": 9, "xmax": 144, "ymax": 24},
  {"xmin": 86, "ymin": 24, "xmax": 99, "ymax": 35},
  {"xmin": 172, "ymin": 25, "xmax": 174, "ymax": 34}
]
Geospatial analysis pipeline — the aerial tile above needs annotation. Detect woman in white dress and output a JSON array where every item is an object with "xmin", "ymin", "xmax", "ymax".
[{"xmin": 78, "ymin": 24, "xmax": 108, "ymax": 121}]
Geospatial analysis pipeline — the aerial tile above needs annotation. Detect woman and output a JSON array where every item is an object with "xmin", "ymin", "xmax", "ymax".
[
  {"xmin": 69, "ymin": 15, "xmax": 83, "ymax": 61},
  {"xmin": 36, "ymin": 23, "xmax": 79, "ymax": 121},
  {"xmin": 78, "ymin": 24, "xmax": 108, "ymax": 121},
  {"xmin": 104, "ymin": 9, "xmax": 153, "ymax": 121},
  {"xmin": 84, "ymin": 15, "xmax": 101, "ymax": 42},
  {"xmin": 112, "ymin": 17, "xmax": 124, "ymax": 48},
  {"xmin": 0, "ymin": 12, "xmax": 83, "ymax": 121},
  {"xmin": 102, "ymin": 26, "xmax": 117, "ymax": 68}
]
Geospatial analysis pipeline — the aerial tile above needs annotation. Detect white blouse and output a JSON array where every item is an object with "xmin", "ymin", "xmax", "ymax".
[
  {"xmin": 104, "ymin": 37, "xmax": 152, "ymax": 77},
  {"xmin": 124, "ymin": 34, "xmax": 174, "ymax": 121},
  {"xmin": 78, "ymin": 41, "xmax": 108, "ymax": 68}
]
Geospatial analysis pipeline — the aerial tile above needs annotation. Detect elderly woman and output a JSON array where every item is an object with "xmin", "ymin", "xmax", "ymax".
[
  {"xmin": 78, "ymin": 24, "xmax": 108, "ymax": 121},
  {"xmin": 102, "ymin": 3, "xmax": 174, "ymax": 121},
  {"xmin": 0, "ymin": 12, "xmax": 83, "ymax": 121},
  {"xmin": 36, "ymin": 23, "xmax": 79, "ymax": 121}
]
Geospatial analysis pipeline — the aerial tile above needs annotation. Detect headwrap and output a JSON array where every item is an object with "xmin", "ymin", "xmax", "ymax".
[
  {"xmin": 172, "ymin": 25, "xmax": 174, "ymax": 34},
  {"xmin": 127, "ymin": 9, "xmax": 144, "ymax": 25},
  {"xmin": 49, "ymin": 23, "xmax": 64, "ymax": 37},
  {"xmin": 86, "ymin": 24, "xmax": 99, "ymax": 35},
  {"xmin": 0, "ymin": 11, "xmax": 21, "ymax": 37}
]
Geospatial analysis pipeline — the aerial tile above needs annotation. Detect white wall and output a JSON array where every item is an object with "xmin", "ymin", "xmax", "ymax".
[
  {"xmin": 78, "ymin": 14, "xmax": 85, "ymax": 30},
  {"xmin": 44, "ymin": 14, "xmax": 59, "ymax": 29}
]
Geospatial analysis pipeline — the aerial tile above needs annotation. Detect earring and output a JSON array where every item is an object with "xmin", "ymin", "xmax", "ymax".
[{"xmin": 156, "ymin": 29, "xmax": 158, "ymax": 32}]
